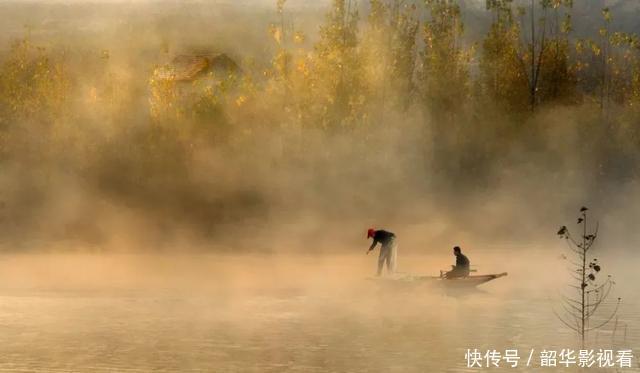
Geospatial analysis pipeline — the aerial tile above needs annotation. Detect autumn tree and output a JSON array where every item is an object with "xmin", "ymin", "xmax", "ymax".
[
  {"xmin": 309, "ymin": 0, "xmax": 365, "ymax": 129},
  {"xmin": 421, "ymin": 0, "xmax": 471, "ymax": 116},
  {"xmin": 361, "ymin": 0, "xmax": 419, "ymax": 114},
  {"xmin": 480, "ymin": 0, "xmax": 529, "ymax": 114},
  {"xmin": 0, "ymin": 37, "xmax": 69, "ymax": 127},
  {"xmin": 536, "ymin": 0, "xmax": 578, "ymax": 105},
  {"xmin": 480, "ymin": 0, "xmax": 577, "ymax": 112},
  {"xmin": 574, "ymin": 8, "xmax": 628, "ymax": 114},
  {"xmin": 264, "ymin": 0, "xmax": 309, "ymax": 128}
]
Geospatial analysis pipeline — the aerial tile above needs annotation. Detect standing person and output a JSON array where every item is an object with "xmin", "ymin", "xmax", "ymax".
[
  {"xmin": 366, "ymin": 228, "xmax": 398, "ymax": 276},
  {"xmin": 445, "ymin": 246, "xmax": 470, "ymax": 278}
]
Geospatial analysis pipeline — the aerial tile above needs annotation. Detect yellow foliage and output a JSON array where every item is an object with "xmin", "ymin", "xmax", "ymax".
[
  {"xmin": 422, "ymin": 0, "xmax": 470, "ymax": 114},
  {"xmin": 149, "ymin": 67, "xmax": 182, "ymax": 121},
  {"xmin": 235, "ymin": 95, "xmax": 247, "ymax": 107},
  {"xmin": 0, "ymin": 37, "xmax": 70, "ymax": 125},
  {"xmin": 293, "ymin": 31, "xmax": 305, "ymax": 45}
]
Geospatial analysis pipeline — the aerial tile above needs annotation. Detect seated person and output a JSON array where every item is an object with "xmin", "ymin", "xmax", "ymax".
[{"xmin": 445, "ymin": 246, "xmax": 470, "ymax": 278}]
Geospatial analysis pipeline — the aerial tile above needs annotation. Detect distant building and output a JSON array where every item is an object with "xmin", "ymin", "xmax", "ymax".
[
  {"xmin": 149, "ymin": 53, "xmax": 242, "ymax": 120},
  {"xmin": 154, "ymin": 54, "xmax": 240, "ymax": 82}
]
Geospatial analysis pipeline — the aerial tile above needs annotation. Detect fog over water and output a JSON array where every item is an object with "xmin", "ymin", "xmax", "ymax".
[
  {"xmin": 0, "ymin": 0, "xmax": 639, "ymax": 371},
  {"xmin": 0, "ymin": 250, "xmax": 636, "ymax": 371}
]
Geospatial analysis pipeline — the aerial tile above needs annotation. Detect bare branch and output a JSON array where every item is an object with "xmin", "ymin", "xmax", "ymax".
[
  {"xmin": 561, "ymin": 298, "xmax": 582, "ymax": 314},
  {"xmin": 569, "ymin": 273, "xmax": 582, "ymax": 282},
  {"xmin": 585, "ymin": 278, "xmax": 612, "ymax": 295},
  {"xmin": 555, "ymin": 210, "xmax": 616, "ymax": 341},
  {"xmin": 561, "ymin": 296, "xmax": 582, "ymax": 305},
  {"xmin": 552, "ymin": 306, "xmax": 580, "ymax": 332},
  {"xmin": 586, "ymin": 300, "xmax": 621, "ymax": 331},
  {"xmin": 588, "ymin": 283, "xmax": 614, "ymax": 316},
  {"xmin": 565, "ymin": 258, "xmax": 581, "ymax": 267},
  {"xmin": 564, "ymin": 232, "xmax": 582, "ymax": 250}
]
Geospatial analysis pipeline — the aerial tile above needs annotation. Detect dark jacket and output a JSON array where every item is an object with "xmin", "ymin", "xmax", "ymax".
[
  {"xmin": 369, "ymin": 230, "xmax": 395, "ymax": 251},
  {"xmin": 455, "ymin": 252, "xmax": 470, "ymax": 268}
]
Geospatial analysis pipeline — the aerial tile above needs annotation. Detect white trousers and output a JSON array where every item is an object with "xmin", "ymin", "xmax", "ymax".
[{"xmin": 377, "ymin": 241, "xmax": 398, "ymax": 275}]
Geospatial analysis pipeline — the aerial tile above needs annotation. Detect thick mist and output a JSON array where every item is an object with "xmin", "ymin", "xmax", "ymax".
[
  {"xmin": 0, "ymin": 3, "xmax": 638, "ymax": 371},
  {"xmin": 0, "ymin": 1, "xmax": 637, "ymax": 254}
]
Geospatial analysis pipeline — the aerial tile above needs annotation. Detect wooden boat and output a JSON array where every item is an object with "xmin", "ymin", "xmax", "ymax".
[
  {"xmin": 370, "ymin": 272, "xmax": 508, "ymax": 288},
  {"xmin": 433, "ymin": 272, "xmax": 508, "ymax": 287}
]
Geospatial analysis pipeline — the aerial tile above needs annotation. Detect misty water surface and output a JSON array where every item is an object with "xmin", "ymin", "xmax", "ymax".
[{"xmin": 0, "ymin": 251, "xmax": 636, "ymax": 372}]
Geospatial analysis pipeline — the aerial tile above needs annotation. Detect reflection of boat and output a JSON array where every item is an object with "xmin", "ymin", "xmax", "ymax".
[{"xmin": 371, "ymin": 272, "xmax": 508, "ymax": 288}]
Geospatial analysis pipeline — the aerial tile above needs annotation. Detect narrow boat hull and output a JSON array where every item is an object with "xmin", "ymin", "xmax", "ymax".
[
  {"xmin": 370, "ymin": 272, "xmax": 508, "ymax": 288},
  {"xmin": 435, "ymin": 272, "xmax": 508, "ymax": 287}
]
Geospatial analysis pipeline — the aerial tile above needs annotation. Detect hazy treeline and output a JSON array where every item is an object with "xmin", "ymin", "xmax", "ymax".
[{"xmin": 0, "ymin": 0, "xmax": 639, "ymax": 251}]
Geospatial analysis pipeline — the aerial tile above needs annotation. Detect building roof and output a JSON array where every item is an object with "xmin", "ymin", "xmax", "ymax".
[{"xmin": 155, "ymin": 54, "xmax": 240, "ymax": 82}]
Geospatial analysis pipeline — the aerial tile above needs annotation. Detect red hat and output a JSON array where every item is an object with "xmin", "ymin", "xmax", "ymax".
[{"xmin": 367, "ymin": 228, "xmax": 375, "ymax": 238}]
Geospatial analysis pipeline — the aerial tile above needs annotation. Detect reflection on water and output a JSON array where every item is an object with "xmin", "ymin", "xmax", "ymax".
[{"xmin": 0, "ymin": 254, "xmax": 637, "ymax": 372}]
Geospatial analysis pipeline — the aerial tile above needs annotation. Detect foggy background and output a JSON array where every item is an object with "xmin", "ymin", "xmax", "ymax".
[
  {"xmin": 0, "ymin": 0, "xmax": 638, "ymax": 255},
  {"xmin": 0, "ymin": 2, "xmax": 638, "ymax": 371}
]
